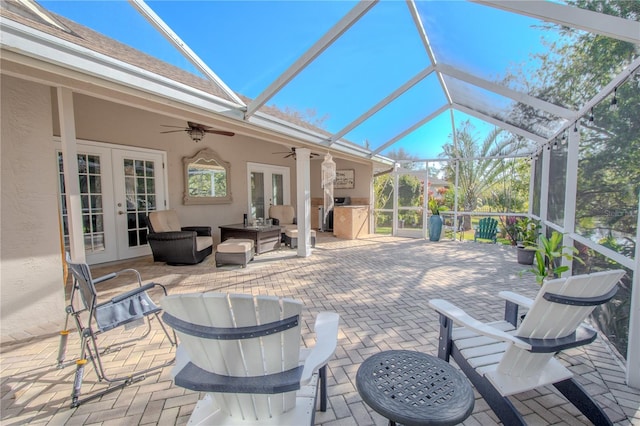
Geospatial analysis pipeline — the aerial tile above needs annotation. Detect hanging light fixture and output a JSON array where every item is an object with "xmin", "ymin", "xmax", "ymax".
[
  {"xmin": 609, "ymin": 87, "xmax": 618, "ymax": 111},
  {"xmin": 588, "ymin": 107, "xmax": 594, "ymax": 123},
  {"xmin": 573, "ymin": 122, "xmax": 578, "ymax": 133},
  {"xmin": 188, "ymin": 127, "xmax": 205, "ymax": 142}
]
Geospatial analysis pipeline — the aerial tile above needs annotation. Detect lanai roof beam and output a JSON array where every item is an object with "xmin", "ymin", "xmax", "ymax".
[
  {"xmin": 327, "ymin": 65, "xmax": 435, "ymax": 146},
  {"xmin": 244, "ymin": 0, "xmax": 377, "ymax": 120},
  {"xmin": 370, "ymin": 104, "xmax": 449, "ymax": 156},
  {"xmin": 437, "ymin": 63, "xmax": 577, "ymax": 121},
  {"xmin": 128, "ymin": 0, "xmax": 246, "ymax": 108},
  {"xmin": 454, "ymin": 103, "xmax": 546, "ymax": 145},
  {"xmin": 472, "ymin": 0, "xmax": 640, "ymax": 45}
]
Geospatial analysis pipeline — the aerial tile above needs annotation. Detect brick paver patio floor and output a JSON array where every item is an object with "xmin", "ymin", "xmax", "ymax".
[{"xmin": 2, "ymin": 234, "xmax": 639, "ymax": 425}]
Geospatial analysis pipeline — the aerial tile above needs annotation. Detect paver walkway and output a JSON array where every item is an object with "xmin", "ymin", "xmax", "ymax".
[{"xmin": 1, "ymin": 234, "xmax": 639, "ymax": 425}]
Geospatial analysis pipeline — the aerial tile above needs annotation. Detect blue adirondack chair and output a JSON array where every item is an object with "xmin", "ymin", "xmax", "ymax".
[{"xmin": 474, "ymin": 217, "xmax": 498, "ymax": 243}]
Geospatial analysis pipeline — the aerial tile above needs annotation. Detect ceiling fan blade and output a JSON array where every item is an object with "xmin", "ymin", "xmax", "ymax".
[
  {"xmin": 283, "ymin": 153, "xmax": 295, "ymax": 158},
  {"xmin": 160, "ymin": 129, "xmax": 187, "ymax": 134},
  {"xmin": 160, "ymin": 125, "xmax": 187, "ymax": 129},
  {"xmin": 204, "ymin": 130, "xmax": 235, "ymax": 137},
  {"xmin": 187, "ymin": 121, "xmax": 213, "ymax": 130}
]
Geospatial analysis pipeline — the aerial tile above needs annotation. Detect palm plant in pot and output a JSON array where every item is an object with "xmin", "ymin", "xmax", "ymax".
[
  {"xmin": 526, "ymin": 231, "xmax": 584, "ymax": 284},
  {"xmin": 516, "ymin": 218, "xmax": 540, "ymax": 265}
]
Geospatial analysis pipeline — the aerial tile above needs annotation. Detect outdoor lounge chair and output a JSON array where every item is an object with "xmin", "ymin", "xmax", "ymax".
[
  {"xmin": 58, "ymin": 255, "xmax": 176, "ymax": 408},
  {"xmin": 474, "ymin": 217, "xmax": 498, "ymax": 243},
  {"xmin": 428, "ymin": 269, "xmax": 625, "ymax": 426},
  {"xmin": 146, "ymin": 210, "xmax": 213, "ymax": 265},
  {"xmin": 161, "ymin": 292, "xmax": 340, "ymax": 425},
  {"xmin": 269, "ymin": 204, "xmax": 296, "ymax": 240}
]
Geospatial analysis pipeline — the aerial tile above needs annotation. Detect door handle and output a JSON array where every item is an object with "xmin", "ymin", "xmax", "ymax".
[{"xmin": 118, "ymin": 211, "xmax": 125, "ymax": 215}]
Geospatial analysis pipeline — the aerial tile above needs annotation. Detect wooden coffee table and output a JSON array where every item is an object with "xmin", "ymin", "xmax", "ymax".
[{"xmin": 219, "ymin": 224, "xmax": 281, "ymax": 255}]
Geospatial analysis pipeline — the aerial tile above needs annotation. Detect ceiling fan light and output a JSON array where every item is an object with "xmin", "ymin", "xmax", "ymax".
[{"xmin": 189, "ymin": 128, "xmax": 205, "ymax": 142}]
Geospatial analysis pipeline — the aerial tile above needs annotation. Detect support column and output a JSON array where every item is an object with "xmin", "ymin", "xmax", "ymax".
[
  {"xmin": 58, "ymin": 87, "xmax": 85, "ymax": 262},
  {"xmin": 539, "ymin": 143, "xmax": 551, "ymax": 234},
  {"xmin": 295, "ymin": 148, "xmax": 311, "ymax": 257},
  {"xmin": 562, "ymin": 126, "xmax": 580, "ymax": 272},
  {"xmin": 628, "ymin": 192, "xmax": 640, "ymax": 388}
]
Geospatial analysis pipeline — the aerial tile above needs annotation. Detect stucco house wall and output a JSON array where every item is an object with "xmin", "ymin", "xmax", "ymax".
[
  {"xmin": 1, "ymin": 76, "xmax": 66, "ymax": 340},
  {"xmin": 0, "ymin": 78, "xmax": 372, "ymax": 342}
]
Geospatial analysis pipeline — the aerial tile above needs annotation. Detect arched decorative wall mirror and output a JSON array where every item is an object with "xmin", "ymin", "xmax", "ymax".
[{"xmin": 183, "ymin": 148, "xmax": 232, "ymax": 205}]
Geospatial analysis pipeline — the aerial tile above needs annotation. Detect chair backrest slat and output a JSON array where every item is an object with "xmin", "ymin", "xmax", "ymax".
[
  {"xmin": 498, "ymin": 270, "xmax": 624, "ymax": 377},
  {"xmin": 67, "ymin": 260, "xmax": 98, "ymax": 313},
  {"xmin": 162, "ymin": 293, "xmax": 304, "ymax": 420}
]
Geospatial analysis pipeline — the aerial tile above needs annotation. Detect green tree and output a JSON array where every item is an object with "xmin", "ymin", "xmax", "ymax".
[{"xmin": 440, "ymin": 121, "xmax": 521, "ymax": 211}]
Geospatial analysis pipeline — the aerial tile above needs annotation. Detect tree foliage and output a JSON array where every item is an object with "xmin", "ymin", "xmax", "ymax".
[{"xmin": 439, "ymin": 121, "xmax": 527, "ymax": 211}]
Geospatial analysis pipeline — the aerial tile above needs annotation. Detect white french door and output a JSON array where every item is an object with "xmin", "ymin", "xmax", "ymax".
[
  {"xmin": 57, "ymin": 141, "xmax": 166, "ymax": 264},
  {"xmin": 247, "ymin": 163, "xmax": 290, "ymax": 221}
]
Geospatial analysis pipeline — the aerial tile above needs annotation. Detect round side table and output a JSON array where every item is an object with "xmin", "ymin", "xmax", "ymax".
[{"xmin": 356, "ymin": 350, "xmax": 474, "ymax": 426}]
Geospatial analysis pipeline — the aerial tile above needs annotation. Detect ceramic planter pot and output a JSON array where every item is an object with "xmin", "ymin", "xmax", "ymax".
[
  {"xmin": 429, "ymin": 215, "xmax": 443, "ymax": 241},
  {"xmin": 517, "ymin": 247, "xmax": 536, "ymax": 265}
]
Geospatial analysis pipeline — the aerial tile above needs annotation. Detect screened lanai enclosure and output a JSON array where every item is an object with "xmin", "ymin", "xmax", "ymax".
[{"xmin": 3, "ymin": 0, "xmax": 639, "ymax": 389}]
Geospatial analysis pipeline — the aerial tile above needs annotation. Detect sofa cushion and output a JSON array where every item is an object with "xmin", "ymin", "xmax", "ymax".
[
  {"xmin": 196, "ymin": 236, "xmax": 213, "ymax": 252},
  {"xmin": 149, "ymin": 210, "xmax": 182, "ymax": 233},
  {"xmin": 217, "ymin": 239, "xmax": 254, "ymax": 254}
]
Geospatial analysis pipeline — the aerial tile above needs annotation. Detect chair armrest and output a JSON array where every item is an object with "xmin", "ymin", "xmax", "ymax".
[
  {"xmin": 93, "ymin": 272, "xmax": 117, "ymax": 284},
  {"xmin": 498, "ymin": 291, "xmax": 534, "ymax": 309},
  {"xmin": 428, "ymin": 299, "xmax": 531, "ymax": 350},
  {"xmin": 148, "ymin": 231, "xmax": 196, "ymax": 241},
  {"xmin": 300, "ymin": 312, "xmax": 340, "ymax": 385},
  {"xmin": 110, "ymin": 283, "xmax": 156, "ymax": 303},
  {"xmin": 182, "ymin": 226, "xmax": 211, "ymax": 236},
  {"xmin": 94, "ymin": 268, "xmax": 144, "ymax": 286}
]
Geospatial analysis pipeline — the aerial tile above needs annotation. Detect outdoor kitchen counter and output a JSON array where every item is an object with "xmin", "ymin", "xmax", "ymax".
[{"xmin": 333, "ymin": 205, "xmax": 369, "ymax": 239}]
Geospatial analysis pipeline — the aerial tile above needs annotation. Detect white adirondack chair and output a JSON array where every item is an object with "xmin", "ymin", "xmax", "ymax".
[
  {"xmin": 161, "ymin": 293, "xmax": 339, "ymax": 425},
  {"xmin": 429, "ymin": 269, "xmax": 625, "ymax": 426}
]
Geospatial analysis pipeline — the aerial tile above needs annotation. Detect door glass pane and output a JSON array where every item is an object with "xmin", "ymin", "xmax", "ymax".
[
  {"xmin": 272, "ymin": 173, "xmax": 284, "ymax": 205},
  {"xmin": 58, "ymin": 152, "xmax": 106, "ymax": 254},
  {"xmin": 251, "ymin": 172, "xmax": 265, "ymax": 220},
  {"xmin": 122, "ymin": 158, "xmax": 156, "ymax": 248}
]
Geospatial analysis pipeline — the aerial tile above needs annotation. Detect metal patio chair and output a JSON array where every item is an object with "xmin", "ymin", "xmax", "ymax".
[
  {"xmin": 161, "ymin": 292, "xmax": 339, "ymax": 425},
  {"xmin": 57, "ymin": 255, "xmax": 176, "ymax": 408},
  {"xmin": 429, "ymin": 269, "xmax": 625, "ymax": 425}
]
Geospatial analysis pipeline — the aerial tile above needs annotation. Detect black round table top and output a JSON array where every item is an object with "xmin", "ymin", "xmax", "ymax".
[{"xmin": 356, "ymin": 350, "xmax": 474, "ymax": 426}]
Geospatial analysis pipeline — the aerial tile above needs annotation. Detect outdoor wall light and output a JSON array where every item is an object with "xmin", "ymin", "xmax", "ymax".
[
  {"xmin": 589, "ymin": 107, "xmax": 594, "ymax": 123},
  {"xmin": 609, "ymin": 87, "xmax": 618, "ymax": 111}
]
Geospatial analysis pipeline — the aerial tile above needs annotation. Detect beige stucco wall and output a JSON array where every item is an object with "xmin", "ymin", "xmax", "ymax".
[
  {"xmin": 1, "ymin": 76, "xmax": 66, "ymax": 340},
  {"xmin": 0, "ymin": 78, "xmax": 373, "ymax": 341},
  {"xmin": 70, "ymin": 94, "xmax": 372, "ymax": 241}
]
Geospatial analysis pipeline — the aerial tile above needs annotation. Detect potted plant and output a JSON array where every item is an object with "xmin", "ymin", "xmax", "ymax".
[
  {"xmin": 526, "ymin": 231, "xmax": 584, "ymax": 284},
  {"xmin": 516, "ymin": 218, "xmax": 540, "ymax": 265},
  {"xmin": 428, "ymin": 198, "xmax": 443, "ymax": 241}
]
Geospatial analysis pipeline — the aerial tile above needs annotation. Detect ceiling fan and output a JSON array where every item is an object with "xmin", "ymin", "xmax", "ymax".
[
  {"xmin": 273, "ymin": 147, "xmax": 320, "ymax": 159},
  {"xmin": 160, "ymin": 121, "xmax": 235, "ymax": 142}
]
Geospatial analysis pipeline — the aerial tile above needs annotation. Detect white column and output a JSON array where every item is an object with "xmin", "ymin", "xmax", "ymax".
[
  {"xmin": 562, "ymin": 127, "xmax": 580, "ymax": 272},
  {"xmin": 58, "ymin": 87, "xmax": 85, "ymax": 263},
  {"xmin": 628, "ymin": 191, "xmax": 640, "ymax": 388},
  {"xmin": 295, "ymin": 148, "xmax": 311, "ymax": 257},
  {"xmin": 539, "ymin": 144, "xmax": 551, "ymax": 233},
  {"xmin": 392, "ymin": 164, "xmax": 399, "ymax": 235}
]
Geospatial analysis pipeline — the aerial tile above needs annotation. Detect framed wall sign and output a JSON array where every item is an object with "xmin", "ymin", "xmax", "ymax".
[{"xmin": 335, "ymin": 169, "xmax": 355, "ymax": 189}]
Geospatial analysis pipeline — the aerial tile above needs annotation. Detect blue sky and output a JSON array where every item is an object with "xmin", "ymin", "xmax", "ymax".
[{"xmin": 40, "ymin": 1, "xmax": 561, "ymax": 160}]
